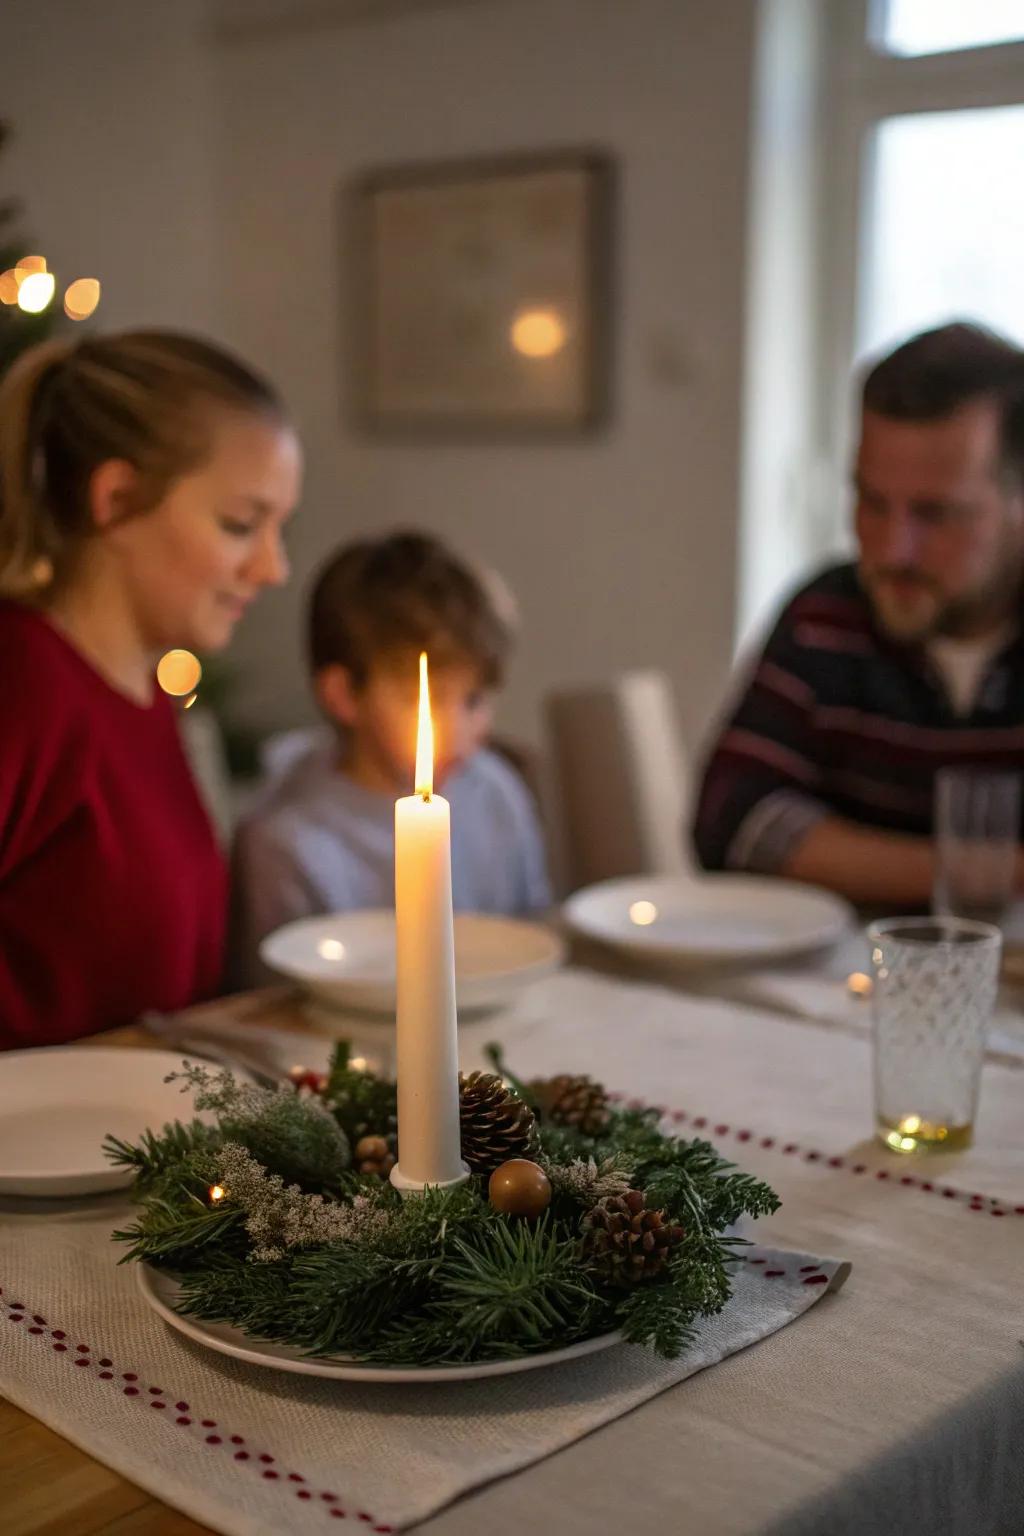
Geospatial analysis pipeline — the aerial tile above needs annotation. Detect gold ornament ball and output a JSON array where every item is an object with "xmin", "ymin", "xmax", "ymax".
[
  {"xmin": 355, "ymin": 1135, "xmax": 389, "ymax": 1163},
  {"xmin": 488, "ymin": 1158, "xmax": 552, "ymax": 1219}
]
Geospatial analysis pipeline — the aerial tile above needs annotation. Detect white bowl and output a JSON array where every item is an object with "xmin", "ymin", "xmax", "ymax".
[{"xmin": 260, "ymin": 910, "xmax": 564, "ymax": 1015}]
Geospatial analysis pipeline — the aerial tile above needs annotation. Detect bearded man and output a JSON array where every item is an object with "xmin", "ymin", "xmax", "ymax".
[{"xmin": 693, "ymin": 322, "xmax": 1024, "ymax": 906}]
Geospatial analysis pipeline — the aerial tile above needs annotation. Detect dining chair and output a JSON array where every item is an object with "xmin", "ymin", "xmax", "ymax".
[{"xmin": 544, "ymin": 669, "xmax": 690, "ymax": 891}]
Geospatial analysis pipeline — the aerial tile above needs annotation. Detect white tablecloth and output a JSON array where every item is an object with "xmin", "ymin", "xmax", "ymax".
[{"xmin": 7, "ymin": 968, "xmax": 1024, "ymax": 1533}]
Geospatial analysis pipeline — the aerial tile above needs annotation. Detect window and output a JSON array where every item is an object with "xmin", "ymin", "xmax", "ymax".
[
  {"xmin": 812, "ymin": 1, "xmax": 1024, "ymax": 546},
  {"xmin": 878, "ymin": 0, "xmax": 1024, "ymax": 58},
  {"xmin": 859, "ymin": 104, "xmax": 1024, "ymax": 359}
]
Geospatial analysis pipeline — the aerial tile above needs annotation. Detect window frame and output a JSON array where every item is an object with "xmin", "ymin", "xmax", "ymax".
[{"xmin": 815, "ymin": 0, "xmax": 1024, "ymax": 548}]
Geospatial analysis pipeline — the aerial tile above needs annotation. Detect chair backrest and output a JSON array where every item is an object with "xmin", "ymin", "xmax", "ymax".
[{"xmin": 545, "ymin": 670, "xmax": 690, "ymax": 891}]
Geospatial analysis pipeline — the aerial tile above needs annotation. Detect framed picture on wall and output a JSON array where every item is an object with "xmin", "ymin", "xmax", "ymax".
[{"xmin": 351, "ymin": 149, "xmax": 613, "ymax": 436}]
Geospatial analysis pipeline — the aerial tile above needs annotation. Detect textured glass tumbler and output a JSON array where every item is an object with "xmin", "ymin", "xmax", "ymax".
[
  {"xmin": 933, "ymin": 769, "xmax": 1020, "ymax": 927},
  {"xmin": 867, "ymin": 917, "xmax": 1001, "ymax": 1153}
]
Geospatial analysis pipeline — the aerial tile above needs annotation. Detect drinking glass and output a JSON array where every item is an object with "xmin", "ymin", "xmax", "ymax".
[
  {"xmin": 933, "ymin": 768, "xmax": 1020, "ymax": 927},
  {"xmin": 867, "ymin": 916, "xmax": 1001, "ymax": 1153}
]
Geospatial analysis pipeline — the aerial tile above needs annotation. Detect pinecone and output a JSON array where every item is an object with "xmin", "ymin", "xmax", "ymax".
[
  {"xmin": 458, "ymin": 1071, "xmax": 539, "ymax": 1177},
  {"xmin": 581, "ymin": 1190, "xmax": 685, "ymax": 1286},
  {"xmin": 354, "ymin": 1134, "xmax": 396, "ymax": 1179},
  {"xmin": 530, "ymin": 1073, "xmax": 610, "ymax": 1136}
]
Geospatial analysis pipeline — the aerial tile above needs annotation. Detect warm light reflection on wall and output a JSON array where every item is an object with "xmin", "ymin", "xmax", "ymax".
[
  {"xmin": 64, "ymin": 277, "xmax": 101, "ymax": 320},
  {"xmin": 157, "ymin": 649, "xmax": 202, "ymax": 697},
  {"xmin": 510, "ymin": 307, "xmax": 567, "ymax": 358},
  {"xmin": 0, "ymin": 271, "xmax": 19, "ymax": 305}
]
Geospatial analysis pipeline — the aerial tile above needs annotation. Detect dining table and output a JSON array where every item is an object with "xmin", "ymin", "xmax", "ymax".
[{"xmin": 3, "ymin": 941, "xmax": 1023, "ymax": 1536}]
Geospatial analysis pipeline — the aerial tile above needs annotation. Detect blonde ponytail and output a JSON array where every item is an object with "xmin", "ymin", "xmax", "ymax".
[
  {"xmin": 0, "ymin": 339, "xmax": 76, "ymax": 597},
  {"xmin": 0, "ymin": 330, "xmax": 284, "ymax": 601}
]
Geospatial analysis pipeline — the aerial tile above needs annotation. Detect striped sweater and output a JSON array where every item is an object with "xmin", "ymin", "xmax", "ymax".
[{"xmin": 692, "ymin": 563, "xmax": 1024, "ymax": 873}]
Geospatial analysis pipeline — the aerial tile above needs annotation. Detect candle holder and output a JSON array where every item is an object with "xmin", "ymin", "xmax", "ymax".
[{"xmin": 389, "ymin": 1161, "xmax": 470, "ymax": 1197}]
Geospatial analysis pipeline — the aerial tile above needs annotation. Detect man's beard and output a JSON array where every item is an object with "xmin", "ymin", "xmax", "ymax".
[{"xmin": 863, "ymin": 554, "xmax": 1024, "ymax": 644}]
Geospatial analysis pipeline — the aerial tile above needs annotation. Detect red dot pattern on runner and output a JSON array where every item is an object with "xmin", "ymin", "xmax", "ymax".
[
  {"xmin": 666, "ymin": 1102, "xmax": 1016, "ymax": 1215},
  {"xmin": 53, "ymin": 1343, "xmax": 67, "ymax": 1353}
]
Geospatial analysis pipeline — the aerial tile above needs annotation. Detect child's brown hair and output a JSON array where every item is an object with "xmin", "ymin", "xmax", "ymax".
[{"xmin": 308, "ymin": 531, "xmax": 516, "ymax": 687}]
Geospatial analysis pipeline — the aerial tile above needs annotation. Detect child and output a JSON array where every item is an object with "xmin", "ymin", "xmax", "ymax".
[{"xmin": 231, "ymin": 532, "xmax": 551, "ymax": 984}]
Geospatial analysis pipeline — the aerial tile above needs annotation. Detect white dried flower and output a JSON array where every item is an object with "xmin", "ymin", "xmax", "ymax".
[
  {"xmin": 545, "ymin": 1153, "xmax": 636, "ymax": 1205},
  {"xmin": 170, "ymin": 1063, "xmax": 338, "ymax": 1131},
  {"xmin": 214, "ymin": 1142, "xmax": 393, "ymax": 1263}
]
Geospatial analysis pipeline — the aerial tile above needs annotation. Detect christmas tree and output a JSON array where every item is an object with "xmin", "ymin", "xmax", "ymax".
[{"xmin": 0, "ymin": 120, "xmax": 59, "ymax": 379}]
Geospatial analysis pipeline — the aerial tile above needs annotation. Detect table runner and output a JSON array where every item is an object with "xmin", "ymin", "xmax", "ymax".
[
  {"xmin": 6, "ymin": 969, "xmax": 1024, "ymax": 1535},
  {"xmin": 0, "ymin": 1205, "xmax": 847, "ymax": 1534}
]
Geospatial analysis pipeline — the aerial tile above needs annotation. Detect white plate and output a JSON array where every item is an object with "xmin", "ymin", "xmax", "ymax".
[
  {"xmin": 0, "ymin": 1048, "xmax": 199, "ymax": 1198},
  {"xmin": 563, "ymin": 873, "xmax": 853, "ymax": 967},
  {"xmin": 138, "ymin": 1265, "xmax": 620, "ymax": 1382},
  {"xmin": 260, "ymin": 910, "xmax": 564, "ymax": 1015}
]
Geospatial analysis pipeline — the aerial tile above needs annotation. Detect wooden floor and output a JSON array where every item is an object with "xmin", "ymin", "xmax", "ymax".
[{"xmin": 0, "ymin": 1396, "xmax": 212, "ymax": 1535}]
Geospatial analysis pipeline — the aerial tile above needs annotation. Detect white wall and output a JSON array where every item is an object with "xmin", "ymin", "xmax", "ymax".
[
  {"xmin": 213, "ymin": 0, "xmax": 758, "ymax": 750},
  {"xmin": 1, "ymin": 0, "xmax": 218, "ymax": 334},
  {"xmin": 4, "ymin": 0, "xmax": 761, "ymax": 756}
]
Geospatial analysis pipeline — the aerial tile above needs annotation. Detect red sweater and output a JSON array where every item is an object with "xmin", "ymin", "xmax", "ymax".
[{"xmin": 0, "ymin": 603, "xmax": 227, "ymax": 1048}]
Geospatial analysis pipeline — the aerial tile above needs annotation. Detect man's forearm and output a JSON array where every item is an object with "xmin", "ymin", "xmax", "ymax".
[{"xmin": 780, "ymin": 817, "xmax": 935, "ymax": 907}]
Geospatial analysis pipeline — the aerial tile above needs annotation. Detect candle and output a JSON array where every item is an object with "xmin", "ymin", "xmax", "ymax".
[{"xmin": 389, "ymin": 654, "xmax": 469, "ymax": 1193}]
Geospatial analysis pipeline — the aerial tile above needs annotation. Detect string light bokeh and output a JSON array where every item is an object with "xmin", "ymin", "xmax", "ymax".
[
  {"xmin": 0, "ymin": 252, "xmax": 101, "ymax": 321},
  {"xmin": 156, "ymin": 648, "xmax": 202, "ymax": 711}
]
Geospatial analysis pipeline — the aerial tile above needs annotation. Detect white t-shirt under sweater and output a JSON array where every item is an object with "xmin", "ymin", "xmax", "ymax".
[{"xmin": 927, "ymin": 628, "xmax": 1014, "ymax": 718}]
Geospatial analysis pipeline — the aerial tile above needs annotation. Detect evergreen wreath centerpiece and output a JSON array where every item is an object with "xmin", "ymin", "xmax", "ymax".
[{"xmin": 107, "ymin": 1042, "xmax": 779, "ymax": 1366}]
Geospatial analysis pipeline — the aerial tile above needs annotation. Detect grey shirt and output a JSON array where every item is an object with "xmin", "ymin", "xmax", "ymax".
[{"xmin": 230, "ymin": 745, "xmax": 551, "ymax": 987}]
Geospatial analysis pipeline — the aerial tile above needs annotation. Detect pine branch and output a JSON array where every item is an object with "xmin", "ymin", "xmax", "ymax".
[
  {"xmin": 175, "ymin": 1254, "xmax": 295, "ymax": 1341},
  {"xmin": 103, "ymin": 1120, "xmax": 221, "ymax": 1197},
  {"xmin": 322, "ymin": 1040, "xmax": 398, "ymax": 1145},
  {"xmin": 112, "ymin": 1193, "xmax": 245, "ymax": 1268}
]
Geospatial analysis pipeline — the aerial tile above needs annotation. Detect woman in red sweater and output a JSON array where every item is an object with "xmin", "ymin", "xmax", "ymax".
[{"xmin": 0, "ymin": 331, "xmax": 301, "ymax": 1048}]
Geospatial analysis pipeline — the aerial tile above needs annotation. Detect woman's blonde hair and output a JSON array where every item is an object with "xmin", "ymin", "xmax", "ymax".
[{"xmin": 0, "ymin": 330, "xmax": 284, "ymax": 597}]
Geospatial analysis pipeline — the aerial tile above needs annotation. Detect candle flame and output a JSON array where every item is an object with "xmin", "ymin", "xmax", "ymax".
[{"xmin": 415, "ymin": 651, "xmax": 433, "ymax": 798}]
